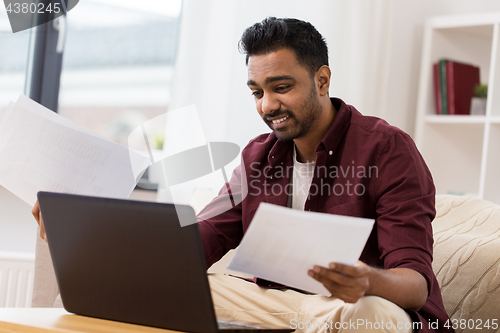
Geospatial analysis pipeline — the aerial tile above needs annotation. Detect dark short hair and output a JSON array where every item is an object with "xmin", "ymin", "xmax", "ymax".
[{"xmin": 239, "ymin": 17, "xmax": 329, "ymax": 76}]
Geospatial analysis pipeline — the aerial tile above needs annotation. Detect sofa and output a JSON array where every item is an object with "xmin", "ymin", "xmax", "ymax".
[
  {"xmin": 431, "ymin": 195, "xmax": 500, "ymax": 332},
  {"xmin": 31, "ymin": 195, "xmax": 500, "ymax": 332}
]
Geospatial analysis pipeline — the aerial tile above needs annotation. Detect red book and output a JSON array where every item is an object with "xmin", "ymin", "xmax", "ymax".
[
  {"xmin": 446, "ymin": 61, "xmax": 480, "ymax": 115},
  {"xmin": 433, "ymin": 63, "xmax": 442, "ymax": 114}
]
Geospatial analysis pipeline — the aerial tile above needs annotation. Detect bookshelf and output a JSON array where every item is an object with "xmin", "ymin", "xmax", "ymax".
[{"xmin": 415, "ymin": 13, "xmax": 500, "ymax": 204}]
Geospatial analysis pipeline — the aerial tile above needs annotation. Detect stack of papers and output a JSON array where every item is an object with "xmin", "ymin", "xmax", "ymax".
[
  {"xmin": 227, "ymin": 203, "xmax": 375, "ymax": 296},
  {"xmin": 0, "ymin": 95, "xmax": 151, "ymax": 206}
]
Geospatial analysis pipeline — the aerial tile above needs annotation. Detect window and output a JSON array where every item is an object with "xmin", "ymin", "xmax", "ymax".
[
  {"xmin": 0, "ymin": 9, "xmax": 31, "ymax": 116},
  {"xmin": 57, "ymin": 0, "xmax": 182, "ymax": 146}
]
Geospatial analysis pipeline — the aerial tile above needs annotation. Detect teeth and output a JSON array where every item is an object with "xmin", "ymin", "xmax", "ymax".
[{"xmin": 272, "ymin": 116, "xmax": 289, "ymax": 124}]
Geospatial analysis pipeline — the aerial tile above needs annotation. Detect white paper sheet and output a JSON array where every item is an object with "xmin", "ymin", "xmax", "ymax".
[
  {"xmin": 15, "ymin": 95, "xmax": 102, "ymax": 138},
  {"xmin": 0, "ymin": 95, "xmax": 151, "ymax": 206},
  {"xmin": 0, "ymin": 102, "xmax": 15, "ymax": 131},
  {"xmin": 227, "ymin": 203, "xmax": 375, "ymax": 296}
]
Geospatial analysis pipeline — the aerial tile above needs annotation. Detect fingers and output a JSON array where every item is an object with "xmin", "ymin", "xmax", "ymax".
[
  {"xmin": 39, "ymin": 220, "xmax": 47, "ymax": 242},
  {"xmin": 308, "ymin": 261, "xmax": 371, "ymax": 303},
  {"xmin": 309, "ymin": 270, "xmax": 366, "ymax": 303},
  {"xmin": 327, "ymin": 261, "xmax": 371, "ymax": 277},
  {"xmin": 309, "ymin": 262, "xmax": 370, "ymax": 283},
  {"xmin": 31, "ymin": 201, "xmax": 40, "ymax": 223},
  {"xmin": 309, "ymin": 266, "xmax": 355, "ymax": 287},
  {"xmin": 32, "ymin": 201, "xmax": 47, "ymax": 242}
]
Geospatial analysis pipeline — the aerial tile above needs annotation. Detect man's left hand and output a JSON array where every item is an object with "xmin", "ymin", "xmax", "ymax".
[{"xmin": 308, "ymin": 261, "xmax": 371, "ymax": 303}]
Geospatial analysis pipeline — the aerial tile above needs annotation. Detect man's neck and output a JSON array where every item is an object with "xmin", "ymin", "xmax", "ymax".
[{"xmin": 294, "ymin": 99, "xmax": 336, "ymax": 163}]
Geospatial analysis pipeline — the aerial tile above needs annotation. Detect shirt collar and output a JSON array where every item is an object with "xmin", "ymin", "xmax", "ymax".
[{"xmin": 316, "ymin": 97, "xmax": 351, "ymax": 155}]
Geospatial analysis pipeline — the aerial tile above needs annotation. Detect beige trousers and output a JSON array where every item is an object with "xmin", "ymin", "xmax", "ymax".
[{"xmin": 209, "ymin": 274, "xmax": 414, "ymax": 333}]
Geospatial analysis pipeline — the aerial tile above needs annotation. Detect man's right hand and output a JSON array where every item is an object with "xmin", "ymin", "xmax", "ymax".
[{"xmin": 32, "ymin": 201, "xmax": 47, "ymax": 241}]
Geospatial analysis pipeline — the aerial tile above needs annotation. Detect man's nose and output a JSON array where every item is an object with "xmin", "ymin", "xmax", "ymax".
[{"xmin": 261, "ymin": 93, "xmax": 280, "ymax": 115}]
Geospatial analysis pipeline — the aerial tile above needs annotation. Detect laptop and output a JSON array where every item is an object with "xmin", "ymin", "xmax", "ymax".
[{"xmin": 37, "ymin": 192, "xmax": 293, "ymax": 333}]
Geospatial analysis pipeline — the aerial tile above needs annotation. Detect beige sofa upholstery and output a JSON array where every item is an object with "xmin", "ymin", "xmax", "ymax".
[
  {"xmin": 31, "ymin": 195, "xmax": 500, "ymax": 330},
  {"xmin": 432, "ymin": 195, "xmax": 500, "ymax": 329}
]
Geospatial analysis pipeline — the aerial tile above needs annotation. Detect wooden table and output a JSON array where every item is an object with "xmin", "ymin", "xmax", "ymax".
[{"xmin": 0, "ymin": 308, "xmax": 178, "ymax": 333}]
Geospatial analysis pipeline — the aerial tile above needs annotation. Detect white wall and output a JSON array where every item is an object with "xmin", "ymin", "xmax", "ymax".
[
  {"xmin": 385, "ymin": 0, "xmax": 500, "ymax": 135},
  {"xmin": 171, "ymin": 0, "xmax": 500, "ymax": 145}
]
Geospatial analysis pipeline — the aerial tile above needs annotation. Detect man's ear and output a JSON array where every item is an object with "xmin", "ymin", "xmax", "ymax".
[{"xmin": 315, "ymin": 65, "xmax": 331, "ymax": 96}]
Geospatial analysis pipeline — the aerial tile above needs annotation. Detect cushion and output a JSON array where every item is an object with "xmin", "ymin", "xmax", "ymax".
[{"xmin": 433, "ymin": 195, "xmax": 500, "ymax": 325}]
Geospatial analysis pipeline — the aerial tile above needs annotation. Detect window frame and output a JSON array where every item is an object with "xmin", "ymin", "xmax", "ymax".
[{"xmin": 25, "ymin": 0, "xmax": 67, "ymax": 113}]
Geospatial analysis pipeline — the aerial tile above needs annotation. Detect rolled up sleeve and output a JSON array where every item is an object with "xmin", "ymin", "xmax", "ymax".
[{"xmin": 374, "ymin": 131, "xmax": 436, "ymax": 295}]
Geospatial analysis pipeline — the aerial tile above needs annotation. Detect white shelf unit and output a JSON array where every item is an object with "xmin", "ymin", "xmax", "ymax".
[{"xmin": 415, "ymin": 13, "xmax": 500, "ymax": 204}]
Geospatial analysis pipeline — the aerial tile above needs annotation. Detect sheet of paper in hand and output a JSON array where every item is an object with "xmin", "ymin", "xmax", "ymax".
[
  {"xmin": 227, "ymin": 202, "xmax": 375, "ymax": 296},
  {"xmin": 0, "ymin": 95, "xmax": 151, "ymax": 206}
]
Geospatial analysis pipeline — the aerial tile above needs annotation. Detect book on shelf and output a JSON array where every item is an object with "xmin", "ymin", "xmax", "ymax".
[
  {"xmin": 439, "ymin": 59, "xmax": 449, "ymax": 115},
  {"xmin": 433, "ymin": 63, "xmax": 442, "ymax": 114},
  {"xmin": 446, "ymin": 60, "xmax": 480, "ymax": 115},
  {"xmin": 432, "ymin": 59, "xmax": 481, "ymax": 115}
]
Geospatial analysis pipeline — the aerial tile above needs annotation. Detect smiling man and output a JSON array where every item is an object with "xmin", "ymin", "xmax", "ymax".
[
  {"xmin": 32, "ymin": 16, "xmax": 453, "ymax": 333},
  {"xmin": 195, "ymin": 17, "xmax": 454, "ymax": 332}
]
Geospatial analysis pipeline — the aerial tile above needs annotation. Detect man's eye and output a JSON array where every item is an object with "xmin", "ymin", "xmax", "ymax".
[
  {"xmin": 276, "ymin": 86, "xmax": 290, "ymax": 92},
  {"xmin": 252, "ymin": 91, "xmax": 262, "ymax": 97}
]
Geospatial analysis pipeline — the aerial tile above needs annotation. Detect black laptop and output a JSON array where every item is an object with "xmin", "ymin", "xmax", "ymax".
[{"xmin": 37, "ymin": 192, "xmax": 293, "ymax": 333}]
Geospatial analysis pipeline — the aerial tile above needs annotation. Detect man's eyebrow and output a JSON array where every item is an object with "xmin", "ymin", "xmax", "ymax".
[
  {"xmin": 265, "ymin": 75, "xmax": 295, "ymax": 84},
  {"xmin": 247, "ymin": 75, "xmax": 296, "ymax": 86}
]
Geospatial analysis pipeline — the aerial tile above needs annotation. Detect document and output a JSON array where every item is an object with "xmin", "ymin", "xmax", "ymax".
[
  {"xmin": 0, "ymin": 95, "xmax": 151, "ymax": 207},
  {"xmin": 227, "ymin": 203, "xmax": 375, "ymax": 296}
]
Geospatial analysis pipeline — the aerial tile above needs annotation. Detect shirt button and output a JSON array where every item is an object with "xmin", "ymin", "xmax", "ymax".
[{"xmin": 329, "ymin": 150, "xmax": 333, "ymax": 155}]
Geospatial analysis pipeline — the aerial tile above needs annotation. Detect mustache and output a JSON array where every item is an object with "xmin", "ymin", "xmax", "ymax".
[{"xmin": 262, "ymin": 110, "xmax": 293, "ymax": 122}]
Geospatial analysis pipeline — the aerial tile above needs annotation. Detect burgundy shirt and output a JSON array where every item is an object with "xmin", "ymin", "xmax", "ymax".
[{"xmin": 197, "ymin": 98, "xmax": 453, "ymax": 332}]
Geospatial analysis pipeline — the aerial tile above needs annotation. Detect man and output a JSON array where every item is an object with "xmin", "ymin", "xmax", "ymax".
[
  {"xmin": 34, "ymin": 17, "xmax": 453, "ymax": 332},
  {"xmin": 194, "ymin": 17, "xmax": 452, "ymax": 332}
]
